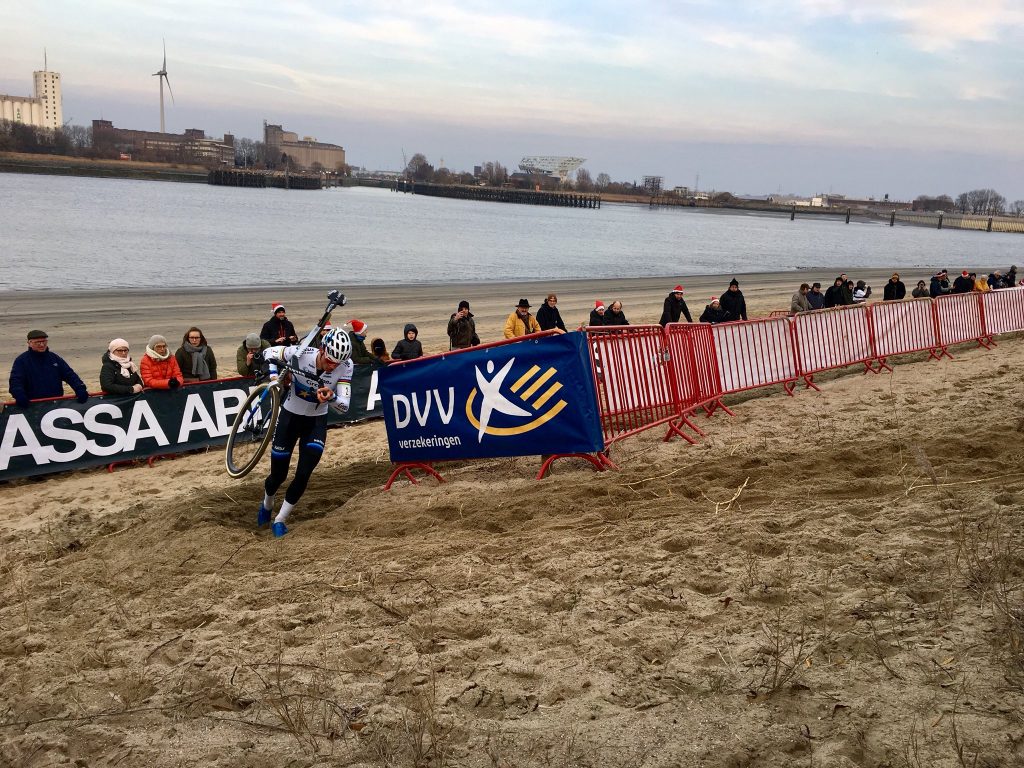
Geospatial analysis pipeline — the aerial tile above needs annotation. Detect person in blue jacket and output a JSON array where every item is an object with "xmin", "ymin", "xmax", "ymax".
[{"xmin": 9, "ymin": 329, "xmax": 89, "ymax": 408}]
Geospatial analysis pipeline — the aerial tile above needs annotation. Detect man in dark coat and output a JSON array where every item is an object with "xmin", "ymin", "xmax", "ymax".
[
  {"xmin": 658, "ymin": 285, "xmax": 693, "ymax": 326},
  {"xmin": 930, "ymin": 271, "xmax": 948, "ymax": 297},
  {"xmin": 447, "ymin": 300, "xmax": 478, "ymax": 349},
  {"xmin": 260, "ymin": 303, "xmax": 299, "ymax": 346},
  {"xmin": 9, "ymin": 329, "xmax": 89, "ymax": 408},
  {"xmin": 823, "ymin": 277, "xmax": 844, "ymax": 308},
  {"xmin": 883, "ymin": 273, "xmax": 906, "ymax": 301},
  {"xmin": 536, "ymin": 294, "xmax": 567, "ymax": 332},
  {"xmin": 806, "ymin": 282, "xmax": 826, "ymax": 310},
  {"xmin": 589, "ymin": 301, "xmax": 607, "ymax": 326},
  {"xmin": 719, "ymin": 278, "xmax": 747, "ymax": 321},
  {"xmin": 952, "ymin": 270, "xmax": 973, "ymax": 293}
]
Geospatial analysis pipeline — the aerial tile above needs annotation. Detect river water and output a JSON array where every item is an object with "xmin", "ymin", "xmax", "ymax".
[{"xmin": 2, "ymin": 173, "xmax": 1019, "ymax": 291}]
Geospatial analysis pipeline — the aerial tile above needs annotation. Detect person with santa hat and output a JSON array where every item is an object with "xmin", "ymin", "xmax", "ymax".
[
  {"xmin": 658, "ymin": 284, "xmax": 693, "ymax": 326},
  {"xmin": 260, "ymin": 302, "xmax": 299, "ymax": 346}
]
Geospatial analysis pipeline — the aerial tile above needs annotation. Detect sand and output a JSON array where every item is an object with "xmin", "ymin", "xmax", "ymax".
[{"xmin": 2, "ymin": 279, "xmax": 1023, "ymax": 766}]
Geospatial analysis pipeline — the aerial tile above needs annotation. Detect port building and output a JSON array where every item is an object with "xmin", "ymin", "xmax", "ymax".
[
  {"xmin": 91, "ymin": 120, "xmax": 235, "ymax": 165},
  {"xmin": 1, "ymin": 69, "xmax": 63, "ymax": 130},
  {"xmin": 264, "ymin": 122, "xmax": 346, "ymax": 171},
  {"xmin": 518, "ymin": 156, "xmax": 585, "ymax": 181}
]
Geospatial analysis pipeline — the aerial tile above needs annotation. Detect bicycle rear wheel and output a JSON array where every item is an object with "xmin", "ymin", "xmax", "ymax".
[{"xmin": 225, "ymin": 383, "xmax": 281, "ymax": 478}]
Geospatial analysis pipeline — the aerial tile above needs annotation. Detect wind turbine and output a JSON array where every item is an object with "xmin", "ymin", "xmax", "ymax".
[{"xmin": 153, "ymin": 39, "xmax": 174, "ymax": 133}]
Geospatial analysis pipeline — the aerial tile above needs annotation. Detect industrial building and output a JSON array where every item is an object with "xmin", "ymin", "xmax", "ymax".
[
  {"xmin": 518, "ymin": 155, "xmax": 585, "ymax": 181},
  {"xmin": 264, "ymin": 122, "xmax": 346, "ymax": 171},
  {"xmin": 91, "ymin": 120, "xmax": 235, "ymax": 165},
  {"xmin": 0, "ymin": 69, "xmax": 63, "ymax": 130}
]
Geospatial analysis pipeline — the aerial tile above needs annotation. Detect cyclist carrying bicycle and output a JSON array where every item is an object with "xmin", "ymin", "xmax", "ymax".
[{"xmin": 257, "ymin": 328, "xmax": 354, "ymax": 537}]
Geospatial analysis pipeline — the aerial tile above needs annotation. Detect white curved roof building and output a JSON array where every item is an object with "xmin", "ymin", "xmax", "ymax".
[{"xmin": 518, "ymin": 156, "xmax": 586, "ymax": 180}]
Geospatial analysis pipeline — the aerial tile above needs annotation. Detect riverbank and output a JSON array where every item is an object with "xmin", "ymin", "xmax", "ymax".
[
  {"xmin": 0, "ymin": 151, "xmax": 207, "ymax": 183},
  {"xmin": 0, "ymin": 269, "xmax": 970, "ymax": 397}
]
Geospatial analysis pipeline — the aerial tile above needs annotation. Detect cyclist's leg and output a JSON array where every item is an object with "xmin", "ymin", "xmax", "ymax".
[
  {"xmin": 275, "ymin": 415, "xmax": 326, "ymax": 525},
  {"xmin": 264, "ymin": 409, "xmax": 301, "ymax": 503}
]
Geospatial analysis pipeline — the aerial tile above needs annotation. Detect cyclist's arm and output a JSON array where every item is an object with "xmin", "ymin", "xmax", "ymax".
[
  {"xmin": 328, "ymin": 364, "xmax": 353, "ymax": 413},
  {"xmin": 262, "ymin": 345, "xmax": 292, "ymax": 379}
]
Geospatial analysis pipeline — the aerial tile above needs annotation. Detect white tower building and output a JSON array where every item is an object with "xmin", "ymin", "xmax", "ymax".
[{"xmin": 0, "ymin": 68, "xmax": 62, "ymax": 130}]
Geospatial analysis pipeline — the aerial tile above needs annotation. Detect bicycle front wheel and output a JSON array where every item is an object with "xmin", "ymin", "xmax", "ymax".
[{"xmin": 225, "ymin": 383, "xmax": 281, "ymax": 479}]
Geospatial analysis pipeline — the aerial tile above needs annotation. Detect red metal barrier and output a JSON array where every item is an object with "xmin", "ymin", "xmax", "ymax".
[
  {"xmin": 586, "ymin": 324, "xmax": 692, "ymax": 446},
  {"xmin": 980, "ymin": 287, "xmax": 1024, "ymax": 337},
  {"xmin": 933, "ymin": 292, "xmax": 990, "ymax": 357},
  {"xmin": 867, "ymin": 297, "xmax": 941, "ymax": 371},
  {"xmin": 662, "ymin": 323, "xmax": 720, "ymax": 439},
  {"xmin": 792, "ymin": 304, "xmax": 876, "ymax": 390},
  {"xmin": 710, "ymin": 318, "xmax": 799, "ymax": 396}
]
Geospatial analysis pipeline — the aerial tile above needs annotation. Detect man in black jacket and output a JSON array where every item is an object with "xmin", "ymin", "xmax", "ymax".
[
  {"xmin": 806, "ymin": 282, "xmax": 825, "ymax": 310},
  {"xmin": 719, "ymin": 278, "xmax": 747, "ymax": 321},
  {"xmin": 447, "ymin": 300, "xmax": 478, "ymax": 349},
  {"xmin": 883, "ymin": 273, "xmax": 906, "ymax": 301},
  {"xmin": 260, "ymin": 303, "xmax": 299, "ymax": 346},
  {"xmin": 658, "ymin": 285, "xmax": 693, "ymax": 326},
  {"xmin": 952, "ymin": 270, "xmax": 973, "ymax": 293},
  {"xmin": 823, "ymin": 277, "xmax": 844, "ymax": 308}
]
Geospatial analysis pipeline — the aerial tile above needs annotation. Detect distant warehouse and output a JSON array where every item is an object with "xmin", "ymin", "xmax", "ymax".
[{"xmin": 264, "ymin": 122, "xmax": 345, "ymax": 172}]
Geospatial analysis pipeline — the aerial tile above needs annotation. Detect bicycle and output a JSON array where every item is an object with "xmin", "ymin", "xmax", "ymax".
[{"xmin": 224, "ymin": 289, "xmax": 346, "ymax": 478}]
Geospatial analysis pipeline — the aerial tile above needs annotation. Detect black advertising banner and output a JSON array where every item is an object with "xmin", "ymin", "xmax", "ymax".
[{"xmin": 0, "ymin": 366, "xmax": 384, "ymax": 480}]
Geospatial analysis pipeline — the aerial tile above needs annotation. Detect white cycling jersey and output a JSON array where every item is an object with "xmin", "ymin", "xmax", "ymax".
[{"xmin": 263, "ymin": 345, "xmax": 353, "ymax": 418}]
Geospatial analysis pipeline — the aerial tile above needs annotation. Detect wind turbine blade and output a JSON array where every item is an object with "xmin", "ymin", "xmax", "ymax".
[
  {"xmin": 162, "ymin": 38, "xmax": 167, "ymax": 70},
  {"xmin": 164, "ymin": 75, "xmax": 174, "ymax": 104}
]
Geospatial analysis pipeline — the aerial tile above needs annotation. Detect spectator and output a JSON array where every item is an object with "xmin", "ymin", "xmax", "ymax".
[
  {"xmin": 658, "ymin": 285, "xmax": 693, "ymax": 326},
  {"xmin": 236, "ymin": 332, "xmax": 271, "ymax": 377},
  {"xmin": 719, "ymin": 278, "xmax": 748, "ymax": 321},
  {"xmin": 504, "ymin": 299, "xmax": 542, "ymax": 338},
  {"xmin": 141, "ymin": 334, "xmax": 183, "ymax": 390},
  {"xmin": 938, "ymin": 269, "xmax": 952, "ymax": 294},
  {"xmin": 852, "ymin": 280, "xmax": 872, "ymax": 303},
  {"xmin": 536, "ymin": 293, "xmax": 567, "ymax": 332},
  {"xmin": 589, "ymin": 301, "xmax": 607, "ymax": 327},
  {"xmin": 1007, "ymin": 265, "xmax": 1018, "ymax": 286},
  {"xmin": 952, "ymin": 270, "xmax": 973, "ymax": 293},
  {"xmin": 346, "ymin": 319, "xmax": 374, "ymax": 365},
  {"xmin": 806, "ymin": 282, "xmax": 825, "ymax": 310},
  {"xmin": 883, "ymin": 273, "xmax": 906, "ymax": 301},
  {"xmin": 929, "ymin": 271, "xmax": 946, "ymax": 298},
  {"xmin": 391, "ymin": 324, "xmax": 424, "ymax": 360},
  {"xmin": 790, "ymin": 283, "xmax": 812, "ymax": 313},
  {"xmin": 9, "ymin": 329, "xmax": 89, "ymax": 408},
  {"xmin": 100, "ymin": 338, "xmax": 144, "ymax": 396},
  {"xmin": 260, "ymin": 303, "xmax": 298, "ymax": 346},
  {"xmin": 604, "ymin": 300, "xmax": 629, "ymax": 325},
  {"xmin": 699, "ymin": 296, "xmax": 732, "ymax": 324},
  {"xmin": 823, "ymin": 277, "xmax": 844, "ymax": 308},
  {"xmin": 842, "ymin": 280, "xmax": 856, "ymax": 305},
  {"xmin": 911, "ymin": 279, "xmax": 929, "ymax": 299},
  {"xmin": 988, "ymin": 271, "xmax": 1006, "ymax": 290},
  {"xmin": 175, "ymin": 327, "xmax": 218, "ymax": 382},
  {"xmin": 447, "ymin": 300, "xmax": 479, "ymax": 349},
  {"xmin": 317, "ymin": 321, "xmax": 333, "ymax": 345},
  {"xmin": 370, "ymin": 337, "xmax": 391, "ymax": 364},
  {"xmin": 974, "ymin": 273, "xmax": 991, "ymax": 292}
]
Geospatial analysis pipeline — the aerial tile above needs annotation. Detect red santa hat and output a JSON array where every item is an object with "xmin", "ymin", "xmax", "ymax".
[
  {"xmin": 594, "ymin": 301, "xmax": 605, "ymax": 312},
  {"xmin": 673, "ymin": 285, "xmax": 684, "ymax": 293},
  {"xmin": 961, "ymin": 270, "xmax": 969, "ymax": 277},
  {"xmin": 272, "ymin": 303, "xmax": 286, "ymax": 313},
  {"xmin": 348, "ymin": 318, "xmax": 368, "ymax": 335},
  {"xmin": 710, "ymin": 296, "xmax": 719, "ymax": 304}
]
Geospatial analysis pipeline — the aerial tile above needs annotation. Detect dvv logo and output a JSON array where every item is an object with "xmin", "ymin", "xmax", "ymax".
[{"xmin": 466, "ymin": 358, "xmax": 568, "ymax": 442}]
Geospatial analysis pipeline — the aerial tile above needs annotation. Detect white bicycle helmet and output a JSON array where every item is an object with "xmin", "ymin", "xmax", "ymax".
[{"xmin": 321, "ymin": 328, "xmax": 352, "ymax": 363}]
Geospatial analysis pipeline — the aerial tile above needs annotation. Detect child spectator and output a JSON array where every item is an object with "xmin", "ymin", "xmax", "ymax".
[
  {"xmin": 392, "ymin": 324, "xmax": 424, "ymax": 360},
  {"xmin": 370, "ymin": 337, "xmax": 392, "ymax": 364},
  {"xmin": 141, "ymin": 334, "xmax": 183, "ymax": 390},
  {"xmin": 176, "ymin": 327, "xmax": 218, "ymax": 382},
  {"xmin": 100, "ymin": 338, "xmax": 144, "ymax": 396}
]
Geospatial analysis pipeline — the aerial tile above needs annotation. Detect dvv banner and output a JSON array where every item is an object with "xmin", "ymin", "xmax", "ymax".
[
  {"xmin": 380, "ymin": 331, "xmax": 603, "ymax": 462},
  {"xmin": 0, "ymin": 364, "xmax": 385, "ymax": 481}
]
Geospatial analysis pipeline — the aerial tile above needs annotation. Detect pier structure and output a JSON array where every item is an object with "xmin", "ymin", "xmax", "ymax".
[
  {"xmin": 207, "ymin": 168, "xmax": 323, "ymax": 190},
  {"xmin": 395, "ymin": 180, "xmax": 600, "ymax": 209}
]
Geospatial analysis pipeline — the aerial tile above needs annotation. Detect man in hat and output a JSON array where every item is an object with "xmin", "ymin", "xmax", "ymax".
[
  {"xmin": 806, "ymin": 282, "xmax": 825, "ymax": 310},
  {"xmin": 346, "ymin": 319, "xmax": 375, "ymax": 364},
  {"xmin": 931, "ymin": 270, "xmax": 950, "ymax": 298},
  {"xmin": 658, "ymin": 285, "xmax": 693, "ymax": 326},
  {"xmin": 237, "ymin": 332, "xmax": 271, "ymax": 376},
  {"xmin": 589, "ymin": 301, "xmax": 607, "ymax": 327},
  {"xmin": 504, "ymin": 299, "xmax": 541, "ymax": 339},
  {"xmin": 448, "ymin": 300, "xmax": 479, "ymax": 349},
  {"xmin": 9, "ymin": 330, "xmax": 89, "ymax": 408},
  {"xmin": 952, "ymin": 270, "xmax": 973, "ymax": 294},
  {"xmin": 260, "ymin": 303, "xmax": 299, "ymax": 346},
  {"xmin": 883, "ymin": 273, "xmax": 906, "ymax": 301},
  {"xmin": 719, "ymin": 278, "xmax": 748, "ymax": 321}
]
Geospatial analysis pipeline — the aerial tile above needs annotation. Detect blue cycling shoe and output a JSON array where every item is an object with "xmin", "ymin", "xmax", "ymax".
[
  {"xmin": 272, "ymin": 521, "xmax": 288, "ymax": 538},
  {"xmin": 257, "ymin": 504, "xmax": 271, "ymax": 527}
]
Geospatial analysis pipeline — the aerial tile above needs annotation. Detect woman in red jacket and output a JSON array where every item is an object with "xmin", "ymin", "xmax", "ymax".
[{"xmin": 141, "ymin": 334, "xmax": 184, "ymax": 390}]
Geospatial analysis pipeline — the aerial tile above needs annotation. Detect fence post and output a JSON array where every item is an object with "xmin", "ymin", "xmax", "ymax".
[
  {"xmin": 791, "ymin": 205, "xmax": 796, "ymax": 221},
  {"xmin": 845, "ymin": 208, "xmax": 851, "ymax": 224},
  {"xmin": 889, "ymin": 211, "xmax": 895, "ymax": 226},
  {"xmin": 987, "ymin": 217, "xmax": 993, "ymax": 232},
  {"xmin": 937, "ymin": 213, "xmax": 943, "ymax": 230}
]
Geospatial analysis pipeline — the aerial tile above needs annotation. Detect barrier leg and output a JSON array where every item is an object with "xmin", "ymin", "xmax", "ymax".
[
  {"xmin": 978, "ymin": 336, "xmax": 995, "ymax": 349},
  {"xmin": 861, "ymin": 360, "xmax": 880, "ymax": 375},
  {"xmin": 679, "ymin": 411, "xmax": 707, "ymax": 437},
  {"xmin": 933, "ymin": 346, "xmax": 954, "ymax": 360},
  {"xmin": 702, "ymin": 399, "xmax": 735, "ymax": 418},
  {"xmin": 384, "ymin": 462, "xmax": 445, "ymax": 490},
  {"xmin": 802, "ymin": 375, "xmax": 822, "ymax": 392},
  {"xmin": 536, "ymin": 453, "xmax": 610, "ymax": 480},
  {"xmin": 663, "ymin": 419, "xmax": 698, "ymax": 445},
  {"xmin": 782, "ymin": 380, "xmax": 797, "ymax": 396},
  {"xmin": 873, "ymin": 357, "xmax": 894, "ymax": 374}
]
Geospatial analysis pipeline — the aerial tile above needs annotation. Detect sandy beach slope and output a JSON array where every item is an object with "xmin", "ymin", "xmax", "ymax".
[
  {"xmin": 1, "ymin": 282, "xmax": 1022, "ymax": 764},
  {"xmin": 0, "ymin": 268, "xmax": 973, "ymax": 398}
]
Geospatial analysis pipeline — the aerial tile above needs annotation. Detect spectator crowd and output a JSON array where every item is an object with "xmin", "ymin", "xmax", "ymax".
[{"xmin": 7, "ymin": 267, "xmax": 1022, "ymax": 407}]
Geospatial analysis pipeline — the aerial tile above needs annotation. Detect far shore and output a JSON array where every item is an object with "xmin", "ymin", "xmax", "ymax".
[{"xmin": 1, "ymin": 268, "xmax": 993, "ymax": 398}]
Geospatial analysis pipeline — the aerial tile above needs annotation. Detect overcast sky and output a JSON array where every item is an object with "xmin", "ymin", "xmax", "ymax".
[{"xmin": 2, "ymin": 1, "xmax": 1022, "ymax": 200}]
